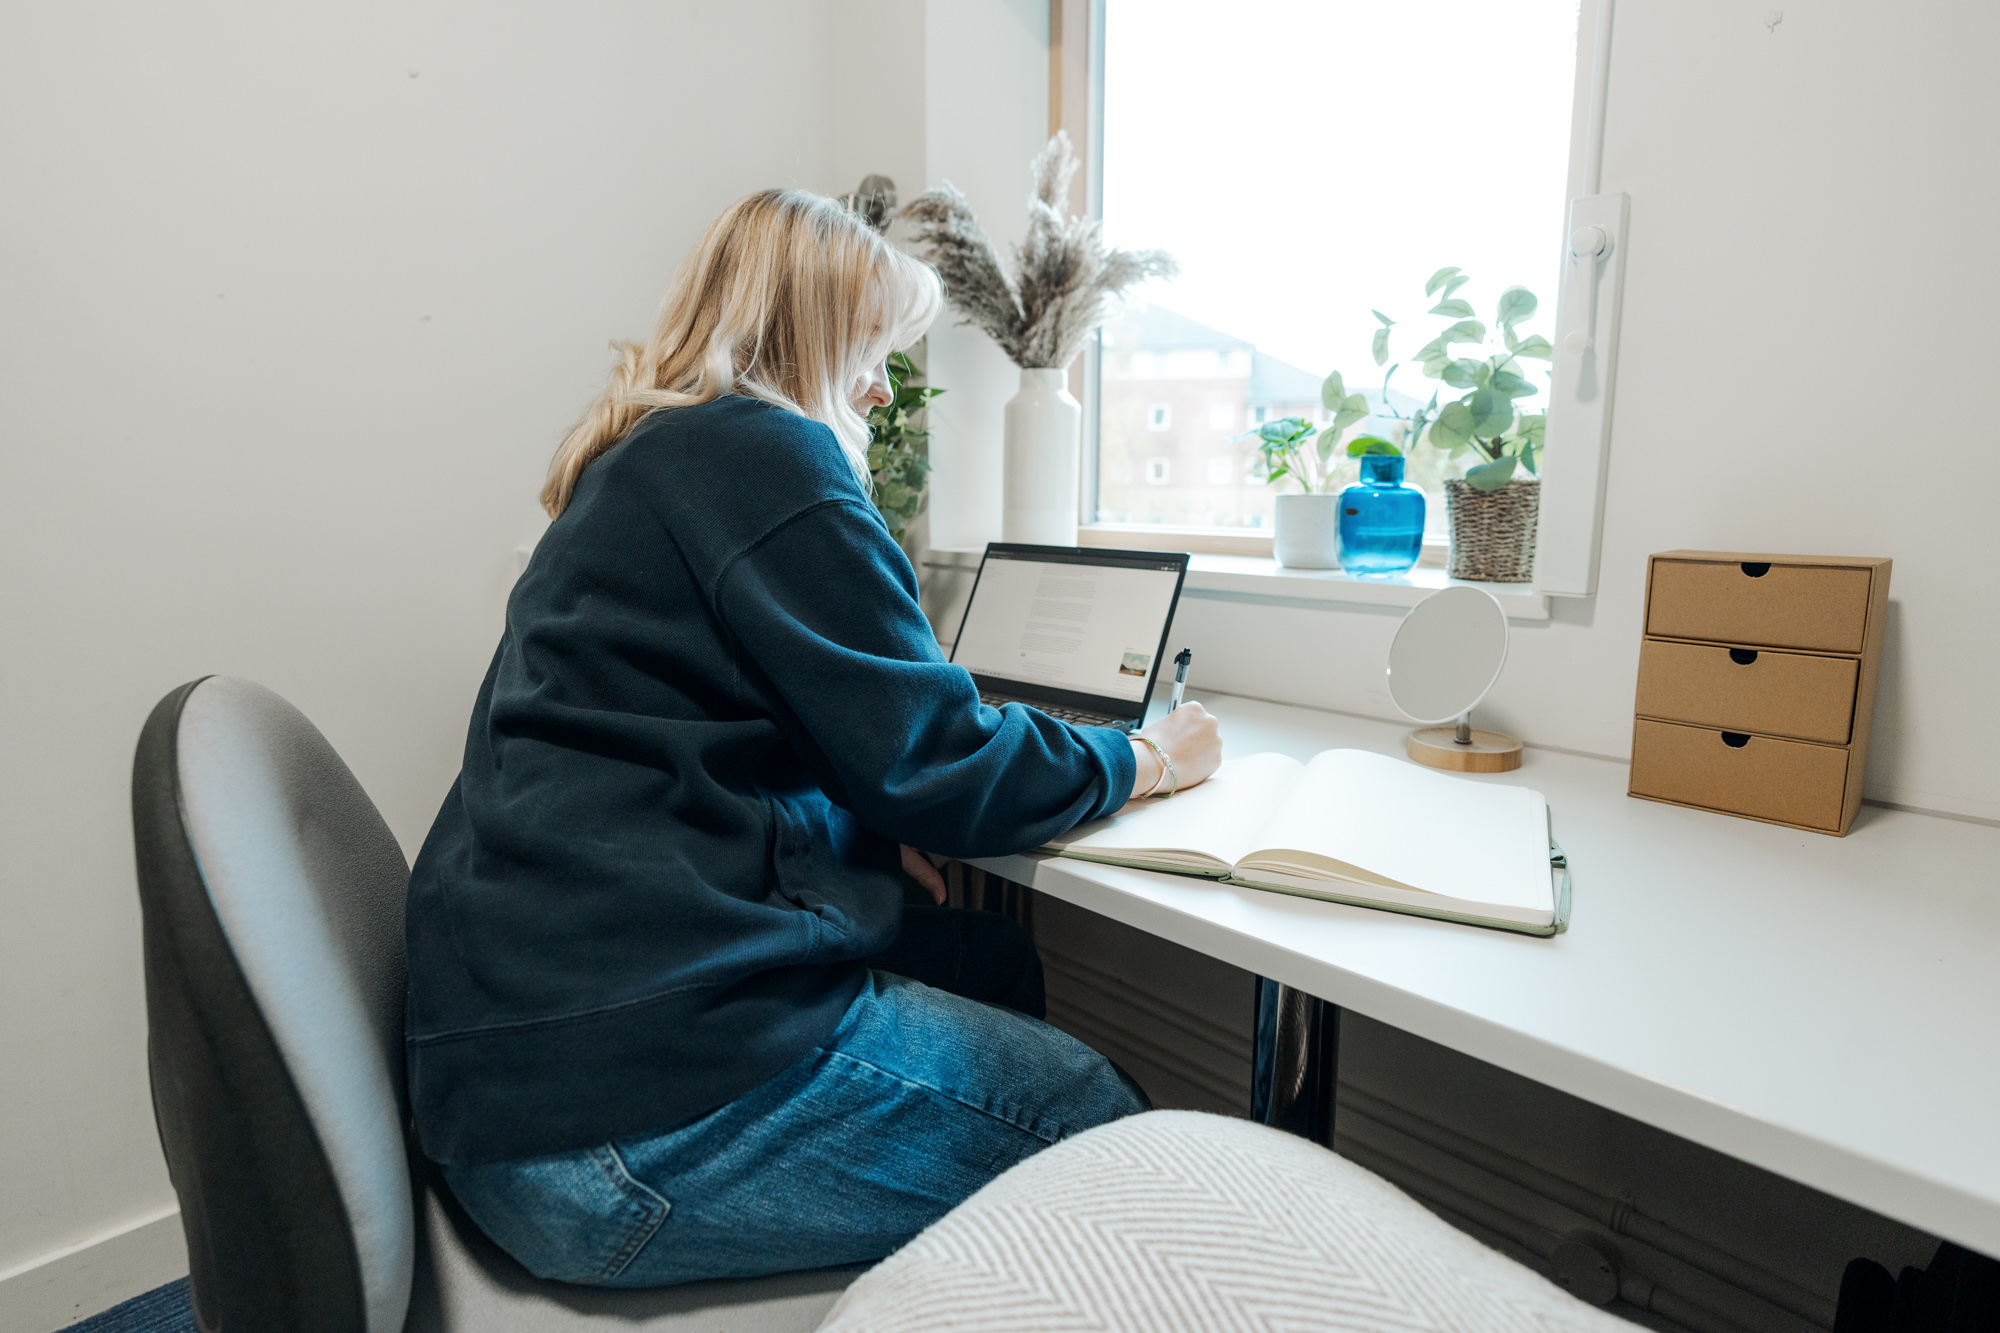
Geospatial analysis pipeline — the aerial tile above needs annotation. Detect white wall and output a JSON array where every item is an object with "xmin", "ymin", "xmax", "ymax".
[
  {"xmin": 830, "ymin": 0, "xmax": 930, "ymax": 222},
  {"xmin": 1171, "ymin": 0, "xmax": 2000, "ymax": 824},
  {"xmin": 0, "ymin": 0, "xmax": 944, "ymax": 1311},
  {"xmin": 919, "ymin": 0, "xmax": 1050, "ymax": 551}
]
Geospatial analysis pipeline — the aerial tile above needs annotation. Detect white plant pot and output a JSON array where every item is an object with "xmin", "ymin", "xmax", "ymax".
[
  {"xmin": 1002, "ymin": 367, "xmax": 1081, "ymax": 546},
  {"xmin": 1274, "ymin": 493, "xmax": 1342, "ymax": 569}
]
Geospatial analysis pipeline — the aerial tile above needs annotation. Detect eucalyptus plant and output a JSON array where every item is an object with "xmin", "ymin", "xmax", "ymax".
[
  {"xmin": 1376, "ymin": 267, "xmax": 1553, "ymax": 490},
  {"xmin": 865, "ymin": 350, "xmax": 943, "ymax": 541},
  {"xmin": 1249, "ymin": 268, "xmax": 1552, "ymax": 496}
]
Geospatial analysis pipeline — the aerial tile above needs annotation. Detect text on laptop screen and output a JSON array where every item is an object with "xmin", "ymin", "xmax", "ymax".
[{"xmin": 953, "ymin": 553, "xmax": 1183, "ymax": 703}]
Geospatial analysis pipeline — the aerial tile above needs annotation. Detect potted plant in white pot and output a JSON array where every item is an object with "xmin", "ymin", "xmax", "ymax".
[
  {"xmin": 901, "ymin": 133, "xmax": 1175, "ymax": 546},
  {"xmin": 1241, "ymin": 370, "xmax": 1372, "ymax": 568}
]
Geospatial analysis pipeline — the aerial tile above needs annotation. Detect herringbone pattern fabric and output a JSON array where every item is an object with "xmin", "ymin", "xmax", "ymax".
[{"xmin": 816, "ymin": 1111, "xmax": 1626, "ymax": 1333}]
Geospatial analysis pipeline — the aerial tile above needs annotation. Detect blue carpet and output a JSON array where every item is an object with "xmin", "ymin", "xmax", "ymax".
[{"xmin": 65, "ymin": 1278, "xmax": 194, "ymax": 1333}]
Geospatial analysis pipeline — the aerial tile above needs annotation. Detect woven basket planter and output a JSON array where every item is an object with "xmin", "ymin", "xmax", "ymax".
[{"xmin": 1445, "ymin": 478, "xmax": 1540, "ymax": 582}]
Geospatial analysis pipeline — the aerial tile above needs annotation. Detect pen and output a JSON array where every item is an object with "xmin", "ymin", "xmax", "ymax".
[{"xmin": 1169, "ymin": 648, "xmax": 1192, "ymax": 711}]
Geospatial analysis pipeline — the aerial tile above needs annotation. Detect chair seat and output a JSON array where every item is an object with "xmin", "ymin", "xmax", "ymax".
[
  {"xmin": 817, "ymin": 1110, "xmax": 1631, "ymax": 1333},
  {"xmin": 405, "ymin": 1175, "xmax": 853, "ymax": 1332}
]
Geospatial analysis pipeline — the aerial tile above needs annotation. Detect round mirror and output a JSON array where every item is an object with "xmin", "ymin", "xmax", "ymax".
[{"xmin": 1386, "ymin": 586, "xmax": 1510, "ymax": 725}]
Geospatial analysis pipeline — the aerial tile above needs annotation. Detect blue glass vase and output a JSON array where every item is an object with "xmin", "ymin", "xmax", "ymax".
[{"xmin": 1337, "ymin": 455, "xmax": 1425, "ymax": 577}]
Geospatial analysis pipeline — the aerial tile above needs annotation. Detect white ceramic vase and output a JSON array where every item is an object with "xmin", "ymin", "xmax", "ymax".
[
  {"xmin": 1002, "ymin": 367, "xmax": 1081, "ymax": 546},
  {"xmin": 1274, "ymin": 493, "xmax": 1342, "ymax": 569}
]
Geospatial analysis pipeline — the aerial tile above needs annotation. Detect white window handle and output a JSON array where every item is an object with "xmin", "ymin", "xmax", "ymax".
[{"xmin": 1563, "ymin": 225, "xmax": 1611, "ymax": 354}]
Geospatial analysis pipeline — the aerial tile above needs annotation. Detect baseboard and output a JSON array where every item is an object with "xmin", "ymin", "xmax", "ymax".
[
  {"xmin": 1861, "ymin": 781, "xmax": 2000, "ymax": 827},
  {"xmin": 0, "ymin": 1207, "xmax": 186, "ymax": 1333}
]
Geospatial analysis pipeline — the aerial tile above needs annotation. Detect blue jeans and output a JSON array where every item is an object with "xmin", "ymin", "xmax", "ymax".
[{"xmin": 444, "ymin": 911, "xmax": 1148, "ymax": 1286}]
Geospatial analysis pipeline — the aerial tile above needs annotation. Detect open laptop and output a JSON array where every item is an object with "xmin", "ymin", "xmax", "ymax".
[{"xmin": 948, "ymin": 543, "xmax": 1190, "ymax": 733}]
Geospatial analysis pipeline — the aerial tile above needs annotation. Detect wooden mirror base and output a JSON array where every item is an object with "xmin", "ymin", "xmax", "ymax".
[{"xmin": 1407, "ymin": 727, "xmax": 1524, "ymax": 773}]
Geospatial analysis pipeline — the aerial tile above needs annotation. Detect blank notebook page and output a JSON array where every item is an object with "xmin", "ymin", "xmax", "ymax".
[
  {"xmin": 1046, "ymin": 751, "xmax": 1303, "ymax": 868},
  {"xmin": 1256, "ymin": 750, "xmax": 1551, "ymax": 911}
]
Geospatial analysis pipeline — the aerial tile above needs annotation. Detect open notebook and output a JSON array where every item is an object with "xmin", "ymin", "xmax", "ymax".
[{"xmin": 1043, "ymin": 749, "xmax": 1570, "ymax": 936}]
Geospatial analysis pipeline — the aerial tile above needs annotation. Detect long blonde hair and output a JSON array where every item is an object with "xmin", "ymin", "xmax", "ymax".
[{"xmin": 542, "ymin": 189, "xmax": 943, "ymax": 517}]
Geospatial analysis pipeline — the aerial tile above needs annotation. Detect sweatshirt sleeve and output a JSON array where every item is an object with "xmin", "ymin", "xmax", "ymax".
[{"xmin": 712, "ymin": 497, "xmax": 1136, "ymax": 858}]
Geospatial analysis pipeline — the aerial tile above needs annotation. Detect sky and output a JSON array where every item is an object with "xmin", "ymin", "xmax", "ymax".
[{"xmin": 1101, "ymin": 0, "xmax": 1581, "ymax": 414}]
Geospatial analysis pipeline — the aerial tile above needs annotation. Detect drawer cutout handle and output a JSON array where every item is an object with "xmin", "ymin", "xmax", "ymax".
[
  {"xmin": 1740, "ymin": 561, "xmax": 1771, "ymax": 577},
  {"xmin": 1729, "ymin": 648, "xmax": 1759, "ymax": 665},
  {"xmin": 1720, "ymin": 731, "xmax": 1751, "ymax": 748}
]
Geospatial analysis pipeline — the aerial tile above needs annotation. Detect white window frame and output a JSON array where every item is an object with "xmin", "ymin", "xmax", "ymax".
[
  {"xmin": 1146, "ymin": 403, "xmax": 1171, "ymax": 431},
  {"xmin": 1058, "ymin": 0, "xmax": 1623, "ymax": 589}
]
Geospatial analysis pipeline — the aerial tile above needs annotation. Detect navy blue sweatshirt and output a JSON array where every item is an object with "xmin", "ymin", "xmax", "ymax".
[{"xmin": 406, "ymin": 395, "xmax": 1136, "ymax": 1165}]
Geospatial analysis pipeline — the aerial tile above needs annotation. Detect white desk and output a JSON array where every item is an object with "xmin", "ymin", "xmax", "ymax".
[{"xmin": 972, "ymin": 691, "xmax": 2000, "ymax": 1255}]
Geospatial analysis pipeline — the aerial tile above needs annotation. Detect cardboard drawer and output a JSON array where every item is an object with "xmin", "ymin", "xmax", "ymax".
[
  {"xmin": 1630, "ymin": 719, "xmax": 1849, "ymax": 831},
  {"xmin": 1646, "ymin": 559, "xmax": 1873, "ymax": 653},
  {"xmin": 1634, "ymin": 639, "xmax": 1858, "ymax": 744}
]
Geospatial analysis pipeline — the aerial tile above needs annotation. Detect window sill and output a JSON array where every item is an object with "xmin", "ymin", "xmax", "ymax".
[
  {"xmin": 1076, "ymin": 523, "xmax": 1277, "ymax": 558},
  {"xmin": 1177, "ymin": 554, "xmax": 1550, "ymax": 622},
  {"xmin": 922, "ymin": 548, "xmax": 1551, "ymax": 622}
]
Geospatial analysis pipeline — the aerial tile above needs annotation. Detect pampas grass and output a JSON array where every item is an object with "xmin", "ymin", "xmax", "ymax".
[{"xmin": 900, "ymin": 132, "xmax": 1176, "ymax": 370}]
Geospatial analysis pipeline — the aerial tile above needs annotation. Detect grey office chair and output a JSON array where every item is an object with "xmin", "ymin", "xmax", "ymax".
[{"xmin": 131, "ymin": 675, "xmax": 852, "ymax": 1332}]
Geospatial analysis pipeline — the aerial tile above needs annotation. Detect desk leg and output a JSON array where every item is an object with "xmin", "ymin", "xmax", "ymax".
[{"xmin": 1251, "ymin": 978, "xmax": 1339, "ymax": 1145}]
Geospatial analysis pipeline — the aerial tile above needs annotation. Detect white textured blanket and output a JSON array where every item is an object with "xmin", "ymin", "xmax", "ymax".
[{"xmin": 817, "ymin": 1110, "xmax": 1625, "ymax": 1332}]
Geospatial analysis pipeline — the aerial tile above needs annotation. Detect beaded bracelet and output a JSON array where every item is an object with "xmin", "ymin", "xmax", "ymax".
[{"xmin": 1134, "ymin": 736, "xmax": 1178, "ymax": 798}]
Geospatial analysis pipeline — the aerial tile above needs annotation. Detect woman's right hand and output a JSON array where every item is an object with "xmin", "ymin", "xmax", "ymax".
[{"xmin": 1128, "ymin": 702, "xmax": 1222, "ymax": 801}]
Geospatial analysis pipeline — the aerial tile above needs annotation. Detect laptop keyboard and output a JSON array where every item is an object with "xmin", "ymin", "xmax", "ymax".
[{"xmin": 978, "ymin": 693, "xmax": 1132, "ymax": 731}]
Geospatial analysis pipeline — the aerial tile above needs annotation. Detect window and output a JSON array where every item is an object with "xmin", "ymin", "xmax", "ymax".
[{"xmin": 1089, "ymin": 0, "xmax": 1580, "ymax": 537}]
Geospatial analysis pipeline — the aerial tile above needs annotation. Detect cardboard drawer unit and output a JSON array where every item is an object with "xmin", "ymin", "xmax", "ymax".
[{"xmin": 1629, "ymin": 551, "xmax": 1890, "ymax": 835}]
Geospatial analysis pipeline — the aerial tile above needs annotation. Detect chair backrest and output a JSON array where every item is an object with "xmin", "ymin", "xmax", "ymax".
[{"xmin": 133, "ymin": 676, "xmax": 414, "ymax": 1333}]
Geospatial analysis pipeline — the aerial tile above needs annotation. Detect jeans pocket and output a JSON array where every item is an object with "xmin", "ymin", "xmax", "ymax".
[
  {"xmin": 446, "ymin": 1143, "xmax": 670, "ymax": 1285},
  {"xmin": 586, "ymin": 1145, "xmax": 672, "ymax": 1282}
]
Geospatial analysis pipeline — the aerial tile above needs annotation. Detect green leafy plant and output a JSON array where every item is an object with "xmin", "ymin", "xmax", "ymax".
[
  {"xmin": 1253, "ymin": 270, "xmax": 1552, "ymax": 501},
  {"xmin": 1243, "ymin": 416, "xmax": 1327, "ymax": 493},
  {"xmin": 1239, "ymin": 370, "xmax": 1379, "ymax": 493},
  {"xmin": 865, "ymin": 350, "xmax": 943, "ymax": 541},
  {"xmin": 1382, "ymin": 267, "xmax": 1552, "ymax": 491}
]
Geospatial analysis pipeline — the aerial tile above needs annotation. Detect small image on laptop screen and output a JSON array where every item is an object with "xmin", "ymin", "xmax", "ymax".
[{"xmin": 951, "ymin": 548, "xmax": 1186, "ymax": 706}]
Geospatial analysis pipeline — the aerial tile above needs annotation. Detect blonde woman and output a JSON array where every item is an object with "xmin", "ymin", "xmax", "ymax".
[{"xmin": 405, "ymin": 190, "xmax": 1222, "ymax": 1287}]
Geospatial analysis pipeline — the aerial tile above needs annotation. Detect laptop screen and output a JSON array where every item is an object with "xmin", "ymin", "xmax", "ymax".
[{"xmin": 949, "ymin": 544, "xmax": 1189, "ymax": 718}]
